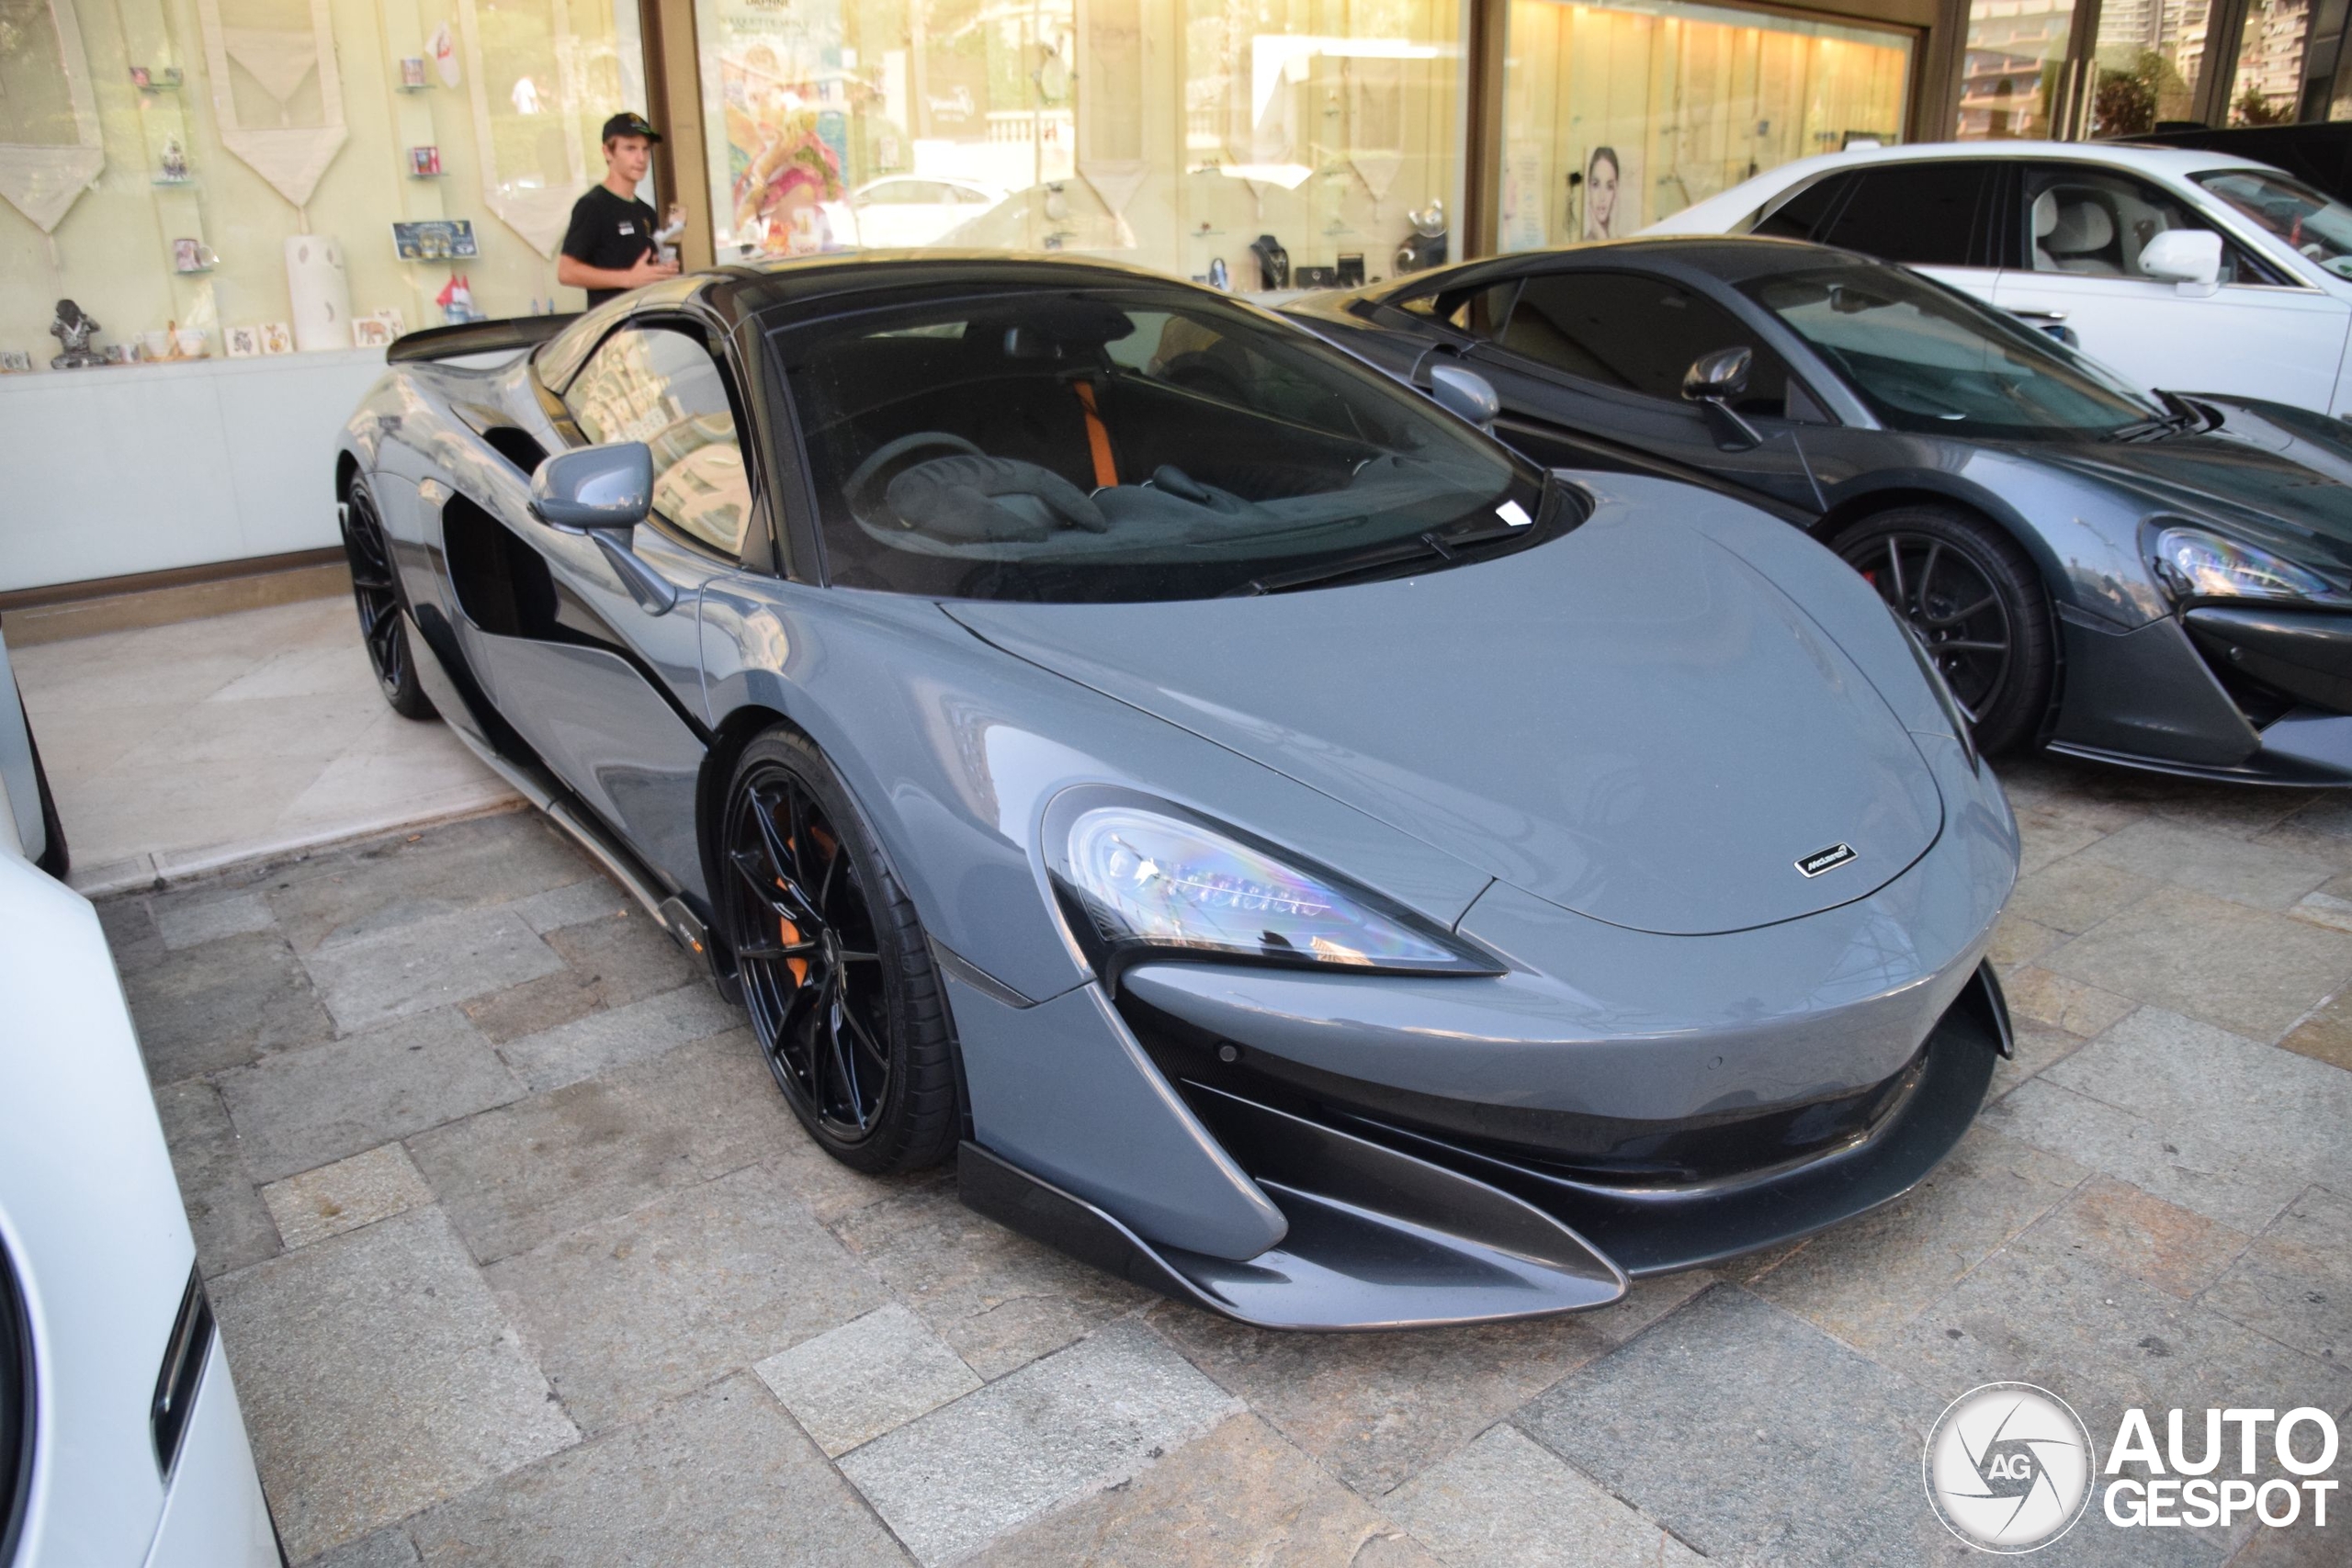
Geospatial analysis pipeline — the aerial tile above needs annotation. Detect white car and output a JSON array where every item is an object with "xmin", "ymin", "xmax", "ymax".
[
  {"xmin": 0, "ymin": 772, "xmax": 277, "ymax": 1561},
  {"xmin": 1647, "ymin": 140, "xmax": 2352, "ymax": 416},
  {"xmin": 838, "ymin": 175, "xmax": 1007, "ymax": 250}
]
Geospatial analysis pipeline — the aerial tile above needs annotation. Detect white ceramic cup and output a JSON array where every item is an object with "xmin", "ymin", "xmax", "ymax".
[
  {"xmin": 175, "ymin": 328, "xmax": 207, "ymax": 356},
  {"xmin": 141, "ymin": 329, "xmax": 172, "ymax": 359}
]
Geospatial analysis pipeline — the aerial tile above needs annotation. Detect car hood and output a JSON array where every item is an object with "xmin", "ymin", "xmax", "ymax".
[
  {"xmin": 944, "ymin": 500, "xmax": 1944, "ymax": 936},
  {"xmin": 2019, "ymin": 419, "xmax": 2352, "ymax": 576}
]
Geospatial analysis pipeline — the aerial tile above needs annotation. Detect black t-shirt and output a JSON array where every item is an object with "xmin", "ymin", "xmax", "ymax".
[{"xmin": 562, "ymin": 185, "xmax": 659, "ymax": 306}]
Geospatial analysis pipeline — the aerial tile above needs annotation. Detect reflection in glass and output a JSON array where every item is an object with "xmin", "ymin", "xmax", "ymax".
[
  {"xmin": 2090, "ymin": 0, "xmax": 2211, "ymax": 137},
  {"xmin": 2228, "ymin": 0, "xmax": 2314, "ymax": 124},
  {"xmin": 1500, "ymin": 0, "xmax": 1913, "ymax": 252},
  {"xmin": 1957, "ymin": 0, "xmax": 2077, "ymax": 139}
]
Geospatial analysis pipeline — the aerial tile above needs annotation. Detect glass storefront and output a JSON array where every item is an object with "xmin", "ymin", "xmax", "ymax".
[
  {"xmin": 1956, "ymin": 0, "xmax": 2079, "ymax": 139},
  {"xmin": 2228, "ymin": 0, "xmax": 2316, "ymax": 122},
  {"xmin": 1496, "ymin": 0, "xmax": 1914, "ymax": 254},
  {"xmin": 2091, "ymin": 0, "xmax": 2212, "ymax": 135},
  {"xmin": 0, "ymin": 0, "xmax": 646, "ymax": 372},
  {"xmin": 690, "ymin": 0, "xmax": 1467, "ymax": 288}
]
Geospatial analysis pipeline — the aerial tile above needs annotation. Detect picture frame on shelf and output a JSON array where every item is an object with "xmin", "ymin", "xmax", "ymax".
[
  {"xmin": 129, "ymin": 65, "xmax": 151, "ymax": 88},
  {"xmin": 408, "ymin": 145, "xmax": 441, "ymax": 177},
  {"xmin": 398, "ymin": 55, "xmax": 428, "ymax": 88},
  {"xmin": 225, "ymin": 325, "xmax": 261, "ymax": 358},
  {"xmin": 170, "ymin": 238, "xmax": 219, "ymax": 274},
  {"xmin": 351, "ymin": 310, "xmax": 405, "ymax": 348},
  {"xmin": 391, "ymin": 219, "xmax": 477, "ymax": 261},
  {"xmin": 258, "ymin": 322, "xmax": 294, "ymax": 355}
]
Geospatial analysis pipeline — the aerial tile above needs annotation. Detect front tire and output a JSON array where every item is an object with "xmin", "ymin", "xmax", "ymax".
[
  {"xmin": 1832, "ymin": 505, "xmax": 2053, "ymax": 756},
  {"xmin": 340, "ymin": 478, "xmax": 435, "ymax": 720},
  {"xmin": 719, "ymin": 728, "xmax": 959, "ymax": 1174}
]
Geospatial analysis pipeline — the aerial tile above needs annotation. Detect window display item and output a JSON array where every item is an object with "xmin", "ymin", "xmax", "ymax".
[
  {"xmin": 1250, "ymin": 234, "xmax": 1291, "ymax": 289},
  {"xmin": 1206, "ymin": 257, "xmax": 1229, "ymax": 291},
  {"xmin": 130, "ymin": 65, "xmax": 151, "ymax": 88},
  {"xmin": 258, "ymin": 321, "xmax": 294, "ymax": 355},
  {"xmin": 1295, "ymin": 265, "xmax": 1337, "ymax": 288},
  {"xmin": 157, "ymin": 135, "xmax": 190, "ymax": 184},
  {"xmin": 1336, "ymin": 254, "xmax": 1367, "ymax": 288},
  {"xmin": 429, "ymin": 21, "xmax": 458, "ymax": 86},
  {"xmin": 435, "ymin": 275, "xmax": 479, "ymax": 324},
  {"xmin": 285, "ymin": 234, "xmax": 352, "ymax": 351},
  {"xmin": 177, "ymin": 327, "xmax": 208, "ymax": 357},
  {"xmin": 225, "ymin": 326, "xmax": 261, "ymax": 357},
  {"xmin": 102, "ymin": 343, "xmax": 132, "ymax": 364},
  {"xmin": 392, "ymin": 220, "xmax": 479, "ymax": 260},
  {"xmin": 198, "ymin": 0, "xmax": 348, "ymax": 209},
  {"xmin": 1396, "ymin": 199, "xmax": 1448, "ymax": 274},
  {"xmin": 171, "ymin": 238, "xmax": 220, "ymax": 273},
  {"xmin": 409, "ymin": 146, "xmax": 441, "ymax": 177},
  {"xmin": 0, "ymin": 352, "xmax": 30, "ymax": 373},
  {"xmin": 0, "ymin": 0, "xmax": 106, "ymax": 234},
  {"xmin": 50, "ymin": 301, "xmax": 102, "ymax": 368},
  {"xmin": 140, "ymin": 329, "xmax": 173, "ymax": 360},
  {"xmin": 351, "ymin": 309, "xmax": 405, "ymax": 347},
  {"xmin": 399, "ymin": 55, "xmax": 428, "ymax": 88}
]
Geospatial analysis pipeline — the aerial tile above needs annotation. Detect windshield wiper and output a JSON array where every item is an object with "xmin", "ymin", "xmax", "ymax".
[
  {"xmin": 1220, "ymin": 531, "xmax": 1447, "ymax": 597},
  {"xmin": 2105, "ymin": 392, "xmax": 2209, "ymax": 444}
]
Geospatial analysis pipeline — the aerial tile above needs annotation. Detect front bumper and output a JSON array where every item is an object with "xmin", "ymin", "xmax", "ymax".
[{"xmin": 965, "ymin": 965, "xmax": 2005, "ymax": 1326}]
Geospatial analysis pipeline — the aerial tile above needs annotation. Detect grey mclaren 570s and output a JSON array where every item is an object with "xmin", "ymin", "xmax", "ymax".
[{"xmin": 333, "ymin": 255, "xmax": 2018, "ymax": 1330}]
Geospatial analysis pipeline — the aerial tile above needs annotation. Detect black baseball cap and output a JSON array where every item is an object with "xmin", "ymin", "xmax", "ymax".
[{"xmin": 601, "ymin": 112, "xmax": 662, "ymax": 144}]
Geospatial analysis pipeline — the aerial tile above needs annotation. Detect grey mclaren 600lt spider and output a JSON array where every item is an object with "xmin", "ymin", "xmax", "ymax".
[{"xmin": 332, "ymin": 255, "xmax": 2019, "ymax": 1331}]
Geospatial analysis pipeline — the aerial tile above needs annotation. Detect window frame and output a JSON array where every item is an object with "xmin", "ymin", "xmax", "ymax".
[
  {"xmin": 1473, "ymin": 263, "xmax": 1834, "ymax": 424},
  {"xmin": 557, "ymin": 315, "xmax": 770, "ymax": 569},
  {"xmin": 2008, "ymin": 160, "xmax": 2305, "ymax": 290}
]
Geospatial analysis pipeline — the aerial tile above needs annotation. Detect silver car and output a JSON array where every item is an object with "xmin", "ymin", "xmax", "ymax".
[{"xmin": 332, "ymin": 256, "xmax": 2018, "ymax": 1330}]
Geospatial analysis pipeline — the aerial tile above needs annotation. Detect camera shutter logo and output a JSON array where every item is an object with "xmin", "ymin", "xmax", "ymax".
[{"xmin": 1925, "ymin": 1382, "xmax": 2096, "ymax": 1552}]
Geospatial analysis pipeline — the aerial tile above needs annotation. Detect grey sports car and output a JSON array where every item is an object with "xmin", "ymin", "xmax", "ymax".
[{"xmin": 333, "ymin": 256, "xmax": 2018, "ymax": 1330}]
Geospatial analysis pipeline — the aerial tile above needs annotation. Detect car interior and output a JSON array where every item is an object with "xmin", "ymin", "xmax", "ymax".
[
  {"xmin": 776, "ymin": 294, "xmax": 1505, "ymax": 585},
  {"xmin": 2027, "ymin": 171, "xmax": 2251, "ymax": 282}
]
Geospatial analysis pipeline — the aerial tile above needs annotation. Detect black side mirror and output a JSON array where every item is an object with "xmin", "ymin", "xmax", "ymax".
[{"xmin": 1682, "ymin": 345, "xmax": 1763, "ymax": 453}]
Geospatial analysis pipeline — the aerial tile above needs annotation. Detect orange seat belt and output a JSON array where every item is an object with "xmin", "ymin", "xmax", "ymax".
[{"xmin": 1073, "ymin": 380, "xmax": 1118, "ymax": 488}]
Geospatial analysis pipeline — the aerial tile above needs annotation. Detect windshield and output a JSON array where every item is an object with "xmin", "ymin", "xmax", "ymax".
[
  {"xmin": 1739, "ymin": 266, "xmax": 2162, "ymax": 439},
  {"xmin": 2193, "ymin": 168, "xmax": 2352, "ymax": 279},
  {"xmin": 775, "ymin": 288, "xmax": 1542, "ymax": 601}
]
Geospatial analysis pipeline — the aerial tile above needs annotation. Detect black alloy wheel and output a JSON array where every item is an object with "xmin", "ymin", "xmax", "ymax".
[
  {"xmin": 1833, "ymin": 505, "xmax": 2053, "ymax": 756},
  {"xmin": 339, "ymin": 479, "xmax": 435, "ymax": 719},
  {"xmin": 721, "ymin": 729, "xmax": 958, "ymax": 1173}
]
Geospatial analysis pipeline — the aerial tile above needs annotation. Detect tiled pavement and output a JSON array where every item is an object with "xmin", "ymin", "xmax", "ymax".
[{"xmin": 105, "ymin": 762, "xmax": 2352, "ymax": 1567}]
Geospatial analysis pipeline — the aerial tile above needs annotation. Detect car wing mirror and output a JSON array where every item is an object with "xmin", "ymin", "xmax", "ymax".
[
  {"xmin": 1681, "ymin": 345, "xmax": 1763, "ymax": 452},
  {"xmin": 527, "ymin": 442, "xmax": 676, "ymax": 615},
  {"xmin": 530, "ymin": 441, "xmax": 653, "ymax": 532},
  {"xmin": 1428, "ymin": 364, "xmax": 1499, "ymax": 430},
  {"xmin": 2141, "ymin": 230, "xmax": 2222, "ymax": 294}
]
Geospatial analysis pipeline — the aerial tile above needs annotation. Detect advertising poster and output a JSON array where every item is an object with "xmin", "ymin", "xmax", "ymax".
[{"xmin": 699, "ymin": 0, "xmax": 850, "ymax": 256}]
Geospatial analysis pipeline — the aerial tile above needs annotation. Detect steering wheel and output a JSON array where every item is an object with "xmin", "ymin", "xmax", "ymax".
[{"xmin": 845, "ymin": 432, "xmax": 985, "ymax": 523}]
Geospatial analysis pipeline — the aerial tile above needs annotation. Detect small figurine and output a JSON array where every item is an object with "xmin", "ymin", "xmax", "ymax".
[
  {"xmin": 435, "ymin": 273, "xmax": 477, "ymax": 324},
  {"xmin": 50, "ymin": 299, "xmax": 103, "ymax": 368},
  {"xmin": 159, "ymin": 134, "xmax": 189, "ymax": 182}
]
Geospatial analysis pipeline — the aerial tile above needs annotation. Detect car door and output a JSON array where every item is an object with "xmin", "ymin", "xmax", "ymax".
[
  {"xmin": 458, "ymin": 321, "xmax": 750, "ymax": 898},
  {"xmin": 1458, "ymin": 265, "xmax": 1825, "ymax": 513},
  {"xmin": 1992, "ymin": 164, "xmax": 2351, "ymax": 408}
]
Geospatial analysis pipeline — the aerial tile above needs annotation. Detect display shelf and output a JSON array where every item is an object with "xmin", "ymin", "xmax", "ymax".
[
  {"xmin": 169, "ymin": 265, "xmax": 217, "ymax": 276},
  {"xmin": 406, "ymin": 171, "xmax": 446, "ymax": 180},
  {"xmin": 152, "ymin": 175, "xmax": 195, "ymax": 186}
]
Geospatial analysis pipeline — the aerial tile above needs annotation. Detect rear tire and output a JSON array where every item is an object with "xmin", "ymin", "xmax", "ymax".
[
  {"xmin": 340, "ymin": 478, "xmax": 435, "ymax": 721},
  {"xmin": 718, "ymin": 728, "xmax": 959, "ymax": 1175},
  {"xmin": 1831, "ymin": 505, "xmax": 2053, "ymax": 756}
]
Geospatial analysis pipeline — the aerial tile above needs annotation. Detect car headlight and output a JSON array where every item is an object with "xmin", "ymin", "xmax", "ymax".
[
  {"xmin": 1046, "ymin": 796, "xmax": 1499, "ymax": 982},
  {"xmin": 2151, "ymin": 525, "xmax": 2348, "ymax": 604},
  {"xmin": 1892, "ymin": 611, "xmax": 1980, "ymax": 772}
]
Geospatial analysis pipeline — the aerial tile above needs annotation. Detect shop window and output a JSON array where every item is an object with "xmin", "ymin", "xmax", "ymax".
[
  {"xmin": 1815, "ymin": 164, "xmax": 1991, "ymax": 269},
  {"xmin": 0, "ymin": 0, "xmax": 645, "ymax": 373},
  {"xmin": 1956, "ymin": 0, "xmax": 2078, "ymax": 140},
  {"xmin": 1498, "ymin": 271, "xmax": 1790, "ymax": 414},
  {"xmin": 2091, "ymin": 0, "xmax": 2210, "ymax": 137},
  {"xmin": 1498, "ymin": 0, "xmax": 1913, "ymax": 252},
  {"xmin": 565, "ymin": 326, "xmax": 752, "ymax": 555},
  {"xmin": 691, "ymin": 0, "xmax": 1466, "ymax": 288}
]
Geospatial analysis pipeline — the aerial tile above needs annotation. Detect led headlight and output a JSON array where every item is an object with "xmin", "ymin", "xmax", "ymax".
[
  {"xmin": 2151, "ymin": 526, "xmax": 2348, "ymax": 604},
  {"xmin": 1048, "ymin": 797, "xmax": 1498, "ymax": 980}
]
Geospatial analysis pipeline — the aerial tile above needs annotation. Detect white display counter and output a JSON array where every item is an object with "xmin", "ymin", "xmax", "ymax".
[{"xmin": 0, "ymin": 348, "xmax": 391, "ymax": 593}]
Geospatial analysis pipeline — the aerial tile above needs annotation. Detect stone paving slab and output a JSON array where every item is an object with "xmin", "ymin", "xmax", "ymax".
[
  {"xmin": 212, "ymin": 1206, "xmax": 580, "ymax": 1562},
  {"xmin": 403, "ymin": 1374, "xmax": 907, "ymax": 1567},
  {"xmin": 839, "ymin": 1319, "xmax": 1243, "ymax": 1567},
  {"xmin": 485, "ymin": 1160, "xmax": 891, "ymax": 1434},
  {"xmin": 103, "ymin": 774, "xmax": 2352, "ymax": 1568}
]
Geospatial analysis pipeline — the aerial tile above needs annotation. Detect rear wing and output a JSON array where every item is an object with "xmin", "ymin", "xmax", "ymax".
[{"xmin": 385, "ymin": 313, "xmax": 579, "ymax": 365}]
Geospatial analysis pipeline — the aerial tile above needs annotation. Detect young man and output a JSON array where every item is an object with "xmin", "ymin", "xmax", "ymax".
[{"xmin": 559, "ymin": 112, "xmax": 681, "ymax": 307}]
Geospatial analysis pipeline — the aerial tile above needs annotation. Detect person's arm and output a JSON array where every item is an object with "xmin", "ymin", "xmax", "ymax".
[{"xmin": 556, "ymin": 248, "xmax": 676, "ymax": 291}]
